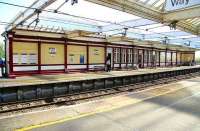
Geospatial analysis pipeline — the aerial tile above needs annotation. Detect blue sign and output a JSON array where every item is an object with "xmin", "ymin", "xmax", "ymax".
[{"xmin": 80, "ymin": 55, "xmax": 84, "ymax": 64}]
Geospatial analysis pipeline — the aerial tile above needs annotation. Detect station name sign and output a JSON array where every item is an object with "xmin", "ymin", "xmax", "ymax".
[{"xmin": 165, "ymin": 0, "xmax": 200, "ymax": 11}]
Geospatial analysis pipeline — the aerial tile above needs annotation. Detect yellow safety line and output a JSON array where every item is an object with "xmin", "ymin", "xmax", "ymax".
[{"xmin": 15, "ymin": 85, "xmax": 186, "ymax": 131}]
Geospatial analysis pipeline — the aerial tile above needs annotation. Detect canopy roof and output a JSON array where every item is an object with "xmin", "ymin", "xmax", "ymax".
[{"xmin": 1, "ymin": 0, "xmax": 200, "ymax": 48}]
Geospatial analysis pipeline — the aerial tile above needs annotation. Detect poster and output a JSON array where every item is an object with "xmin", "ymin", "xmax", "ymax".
[
  {"xmin": 93, "ymin": 49, "xmax": 99, "ymax": 55},
  {"xmin": 29, "ymin": 53, "xmax": 37, "ymax": 64},
  {"xmin": 49, "ymin": 47, "xmax": 56, "ymax": 56},
  {"xmin": 21, "ymin": 53, "xmax": 28, "ymax": 64},
  {"xmin": 69, "ymin": 54, "xmax": 75, "ymax": 63},
  {"xmin": 80, "ymin": 55, "xmax": 84, "ymax": 64},
  {"xmin": 13, "ymin": 53, "xmax": 19, "ymax": 64}
]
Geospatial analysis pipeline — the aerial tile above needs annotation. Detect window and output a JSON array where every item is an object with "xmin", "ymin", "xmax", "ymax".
[
  {"xmin": 156, "ymin": 51, "xmax": 159, "ymax": 63},
  {"xmin": 114, "ymin": 48, "xmax": 120, "ymax": 63},
  {"xmin": 160, "ymin": 52, "xmax": 165, "ymax": 63},
  {"xmin": 134, "ymin": 49, "xmax": 138, "ymax": 64},
  {"xmin": 128, "ymin": 49, "xmax": 133, "ymax": 63},
  {"xmin": 121, "ymin": 49, "xmax": 126, "ymax": 63},
  {"xmin": 167, "ymin": 52, "xmax": 171, "ymax": 63},
  {"xmin": 149, "ymin": 50, "xmax": 153, "ymax": 64},
  {"xmin": 144, "ymin": 50, "xmax": 148, "ymax": 63},
  {"xmin": 172, "ymin": 52, "xmax": 176, "ymax": 62}
]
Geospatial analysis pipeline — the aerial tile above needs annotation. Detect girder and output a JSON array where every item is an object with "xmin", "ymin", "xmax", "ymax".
[
  {"xmin": 163, "ymin": 6, "xmax": 200, "ymax": 22},
  {"xmin": 102, "ymin": 18, "xmax": 157, "ymax": 32},
  {"xmin": 85, "ymin": 0, "xmax": 162, "ymax": 22}
]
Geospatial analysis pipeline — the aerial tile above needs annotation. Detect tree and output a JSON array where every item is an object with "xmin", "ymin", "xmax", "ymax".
[{"xmin": 0, "ymin": 43, "xmax": 5, "ymax": 58}]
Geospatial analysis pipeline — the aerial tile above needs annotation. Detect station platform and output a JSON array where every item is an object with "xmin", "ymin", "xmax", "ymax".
[
  {"xmin": 1, "ymin": 75, "xmax": 200, "ymax": 131},
  {"xmin": 1, "ymin": 65, "xmax": 200, "ymax": 88},
  {"xmin": 0, "ymin": 65, "xmax": 200, "ymax": 104}
]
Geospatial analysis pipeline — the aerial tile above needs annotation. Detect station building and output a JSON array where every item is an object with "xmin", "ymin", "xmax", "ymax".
[{"xmin": 5, "ymin": 29, "xmax": 197, "ymax": 76}]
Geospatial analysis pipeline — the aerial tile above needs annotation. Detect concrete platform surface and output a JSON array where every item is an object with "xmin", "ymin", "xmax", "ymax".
[
  {"xmin": 0, "ymin": 75, "xmax": 200, "ymax": 131},
  {"xmin": 0, "ymin": 65, "xmax": 199, "ymax": 88}
]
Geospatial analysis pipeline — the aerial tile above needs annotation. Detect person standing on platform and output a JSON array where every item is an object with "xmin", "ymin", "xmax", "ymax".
[
  {"xmin": 152, "ymin": 55, "xmax": 156, "ymax": 68},
  {"xmin": 0, "ymin": 57, "xmax": 4, "ymax": 77},
  {"xmin": 106, "ymin": 56, "xmax": 111, "ymax": 72}
]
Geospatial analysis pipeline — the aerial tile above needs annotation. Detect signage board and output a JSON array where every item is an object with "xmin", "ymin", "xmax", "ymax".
[
  {"xmin": 165, "ymin": 0, "xmax": 200, "ymax": 11},
  {"xmin": 13, "ymin": 53, "xmax": 19, "ymax": 64},
  {"xmin": 29, "ymin": 53, "xmax": 37, "ymax": 64},
  {"xmin": 49, "ymin": 48, "xmax": 56, "ymax": 56},
  {"xmin": 21, "ymin": 53, "xmax": 28, "ymax": 64}
]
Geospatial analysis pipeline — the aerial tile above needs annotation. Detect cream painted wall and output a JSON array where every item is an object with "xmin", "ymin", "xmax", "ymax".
[
  {"xmin": 89, "ymin": 46, "xmax": 105, "ymax": 64},
  {"xmin": 195, "ymin": 51, "xmax": 200, "ymax": 64},
  {"xmin": 13, "ymin": 42, "xmax": 38, "ymax": 64},
  {"xmin": 67, "ymin": 45, "xmax": 87, "ymax": 64},
  {"xmin": 181, "ymin": 53, "xmax": 194, "ymax": 62},
  {"xmin": 41, "ymin": 43, "xmax": 64, "ymax": 64}
]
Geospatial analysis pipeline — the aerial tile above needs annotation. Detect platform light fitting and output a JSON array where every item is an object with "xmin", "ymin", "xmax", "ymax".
[
  {"xmin": 71, "ymin": 0, "xmax": 78, "ymax": 5},
  {"xmin": 169, "ymin": 20, "xmax": 178, "ymax": 30},
  {"xmin": 184, "ymin": 41, "xmax": 191, "ymax": 46}
]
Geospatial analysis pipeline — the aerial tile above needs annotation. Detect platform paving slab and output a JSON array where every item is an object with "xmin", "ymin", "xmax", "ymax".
[{"xmin": 0, "ymin": 65, "xmax": 199, "ymax": 88}]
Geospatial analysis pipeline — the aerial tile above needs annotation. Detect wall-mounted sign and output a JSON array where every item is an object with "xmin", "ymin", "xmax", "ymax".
[
  {"xmin": 69, "ymin": 54, "xmax": 75, "ymax": 63},
  {"xmin": 80, "ymin": 55, "xmax": 84, "ymax": 64},
  {"xmin": 13, "ymin": 53, "xmax": 19, "ymax": 64},
  {"xmin": 21, "ymin": 53, "xmax": 28, "ymax": 64},
  {"xmin": 93, "ymin": 49, "xmax": 99, "ymax": 55},
  {"xmin": 49, "ymin": 48, "xmax": 56, "ymax": 56},
  {"xmin": 165, "ymin": 0, "xmax": 200, "ymax": 11}
]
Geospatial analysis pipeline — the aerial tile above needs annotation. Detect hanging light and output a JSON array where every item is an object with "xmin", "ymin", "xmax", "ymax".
[{"xmin": 71, "ymin": 0, "xmax": 78, "ymax": 5}]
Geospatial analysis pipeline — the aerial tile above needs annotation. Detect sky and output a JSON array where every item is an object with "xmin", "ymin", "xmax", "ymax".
[{"xmin": 0, "ymin": 0, "xmax": 35, "ymax": 43}]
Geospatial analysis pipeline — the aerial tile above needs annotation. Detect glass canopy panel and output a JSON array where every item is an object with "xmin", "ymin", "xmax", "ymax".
[
  {"xmin": 154, "ymin": 0, "xmax": 165, "ymax": 7},
  {"xmin": 46, "ymin": 0, "xmax": 140, "ymax": 26},
  {"xmin": 0, "ymin": 0, "xmax": 199, "ymax": 48},
  {"xmin": 138, "ymin": 0, "xmax": 165, "ymax": 10},
  {"xmin": 146, "ymin": 0, "xmax": 156, "ymax": 5}
]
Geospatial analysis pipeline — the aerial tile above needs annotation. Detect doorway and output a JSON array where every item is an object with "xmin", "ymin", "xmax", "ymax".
[
  {"xmin": 138, "ymin": 54, "xmax": 142, "ymax": 68},
  {"xmin": 106, "ymin": 48, "xmax": 113, "ymax": 69}
]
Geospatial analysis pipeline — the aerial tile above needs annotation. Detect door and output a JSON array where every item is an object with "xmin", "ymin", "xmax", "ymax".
[
  {"xmin": 138, "ymin": 55, "xmax": 142, "ymax": 68},
  {"xmin": 138, "ymin": 50, "xmax": 143, "ymax": 68}
]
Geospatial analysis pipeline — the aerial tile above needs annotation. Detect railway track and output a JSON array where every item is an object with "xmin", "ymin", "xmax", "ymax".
[{"xmin": 0, "ymin": 72, "xmax": 200, "ymax": 114}]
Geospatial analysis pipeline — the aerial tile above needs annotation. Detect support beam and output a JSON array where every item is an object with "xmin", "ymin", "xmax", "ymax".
[
  {"xmin": 158, "ymin": 51, "xmax": 161, "ymax": 67},
  {"xmin": 165, "ymin": 50, "xmax": 167, "ymax": 67},
  {"xmin": 171, "ymin": 52, "xmax": 173, "ymax": 66},
  {"xmin": 64, "ymin": 40, "xmax": 67, "ymax": 72},
  {"xmin": 8, "ymin": 33, "xmax": 14, "ymax": 75},
  {"xmin": 86, "ymin": 45, "xmax": 89, "ymax": 71},
  {"xmin": 107, "ymin": 36, "xmax": 128, "ymax": 42},
  {"xmin": 102, "ymin": 18, "xmax": 157, "ymax": 32},
  {"xmin": 132, "ymin": 46, "xmax": 134, "ymax": 67},
  {"xmin": 6, "ymin": 0, "xmax": 57, "ymax": 31},
  {"xmin": 85, "ymin": 0, "xmax": 162, "ymax": 22},
  {"xmin": 120, "ymin": 47, "xmax": 122, "ymax": 69},
  {"xmin": 142, "ymin": 49, "xmax": 145, "ymax": 68},
  {"xmin": 176, "ymin": 51, "xmax": 178, "ymax": 66},
  {"xmin": 65, "ymin": 30, "xmax": 95, "ymax": 38},
  {"xmin": 38, "ymin": 41, "xmax": 41, "ymax": 74},
  {"xmin": 163, "ymin": 6, "xmax": 200, "ymax": 21}
]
